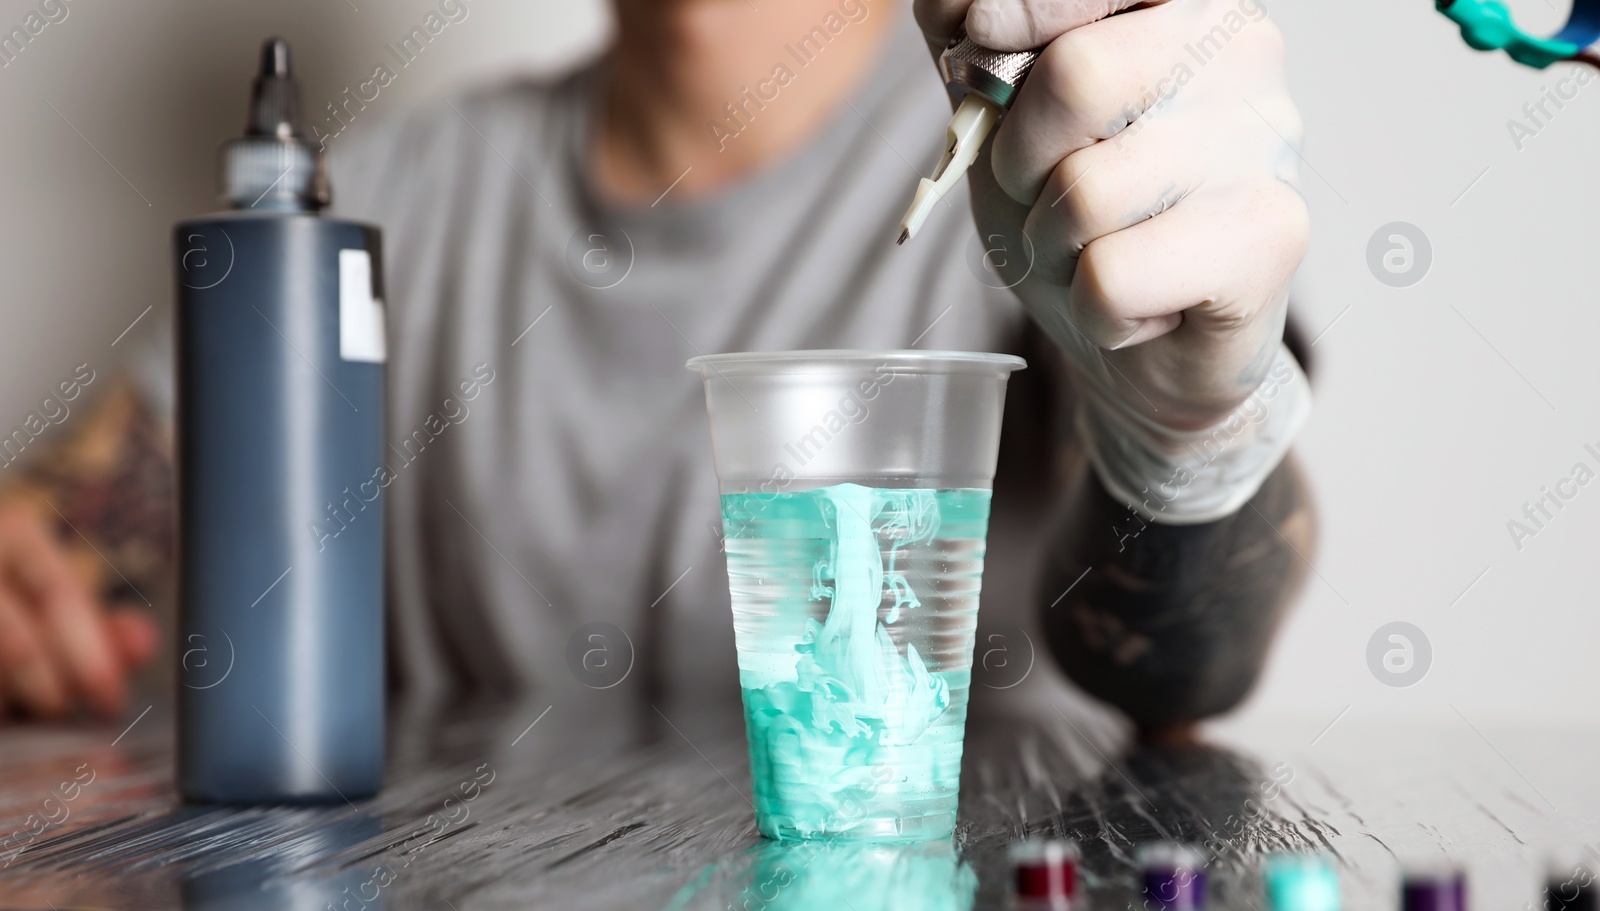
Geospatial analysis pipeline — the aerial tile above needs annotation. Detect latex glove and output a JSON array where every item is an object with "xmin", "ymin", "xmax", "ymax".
[
  {"xmin": 915, "ymin": 0, "xmax": 1312, "ymax": 522},
  {"xmin": 0, "ymin": 502, "xmax": 156, "ymax": 719}
]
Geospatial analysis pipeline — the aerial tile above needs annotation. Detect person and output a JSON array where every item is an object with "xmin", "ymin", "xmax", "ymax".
[{"xmin": 0, "ymin": 0, "xmax": 1313, "ymax": 740}]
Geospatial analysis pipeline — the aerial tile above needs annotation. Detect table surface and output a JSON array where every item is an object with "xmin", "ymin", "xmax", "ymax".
[{"xmin": 0, "ymin": 695, "xmax": 1594, "ymax": 910}]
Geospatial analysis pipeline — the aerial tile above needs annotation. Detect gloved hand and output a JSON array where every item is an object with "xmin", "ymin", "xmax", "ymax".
[{"xmin": 914, "ymin": 0, "xmax": 1312, "ymax": 523}]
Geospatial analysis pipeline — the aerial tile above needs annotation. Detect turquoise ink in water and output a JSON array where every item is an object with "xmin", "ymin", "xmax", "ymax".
[
  {"xmin": 735, "ymin": 839, "xmax": 977, "ymax": 911},
  {"xmin": 660, "ymin": 838, "xmax": 976, "ymax": 911},
  {"xmin": 721, "ymin": 484, "xmax": 991, "ymax": 841}
]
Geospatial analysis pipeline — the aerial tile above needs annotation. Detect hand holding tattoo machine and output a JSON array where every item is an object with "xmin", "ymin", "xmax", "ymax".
[
  {"xmin": 898, "ymin": 25, "xmax": 1311, "ymax": 525},
  {"xmin": 898, "ymin": 0, "xmax": 1600, "ymax": 249}
]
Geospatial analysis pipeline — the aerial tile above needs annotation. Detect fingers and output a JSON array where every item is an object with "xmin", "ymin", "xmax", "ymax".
[
  {"xmin": 1023, "ymin": 116, "xmax": 1208, "ymax": 286},
  {"xmin": 914, "ymin": 0, "xmax": 1162, "ymax": 52},
  {"xmin": 912, "ymin": 0, "xmax": 975, "ymax": 51},
  {"xmin": 0, "ymin": 584, "xmax": 68, "ymax": 718},
  {"xmin": 1068, "ymin": 179, "xmax": 1308, "ymax": 351},
  {"xmin": 107, "ymin": 608, "xmax": 158, "ymax": 669},
  {"xmin": 0, "ymin": 512, "xmax": 125, "ymax": 717},
  {"xmin": 991, "ymin": 1, "xmax": 1286, "ymax": 205},
  {"xmin": 951, "ymin": 0, "xmax": 1308, "ymax": 432},
  {"xmin": 989, "ymin": 4, "xmax": 1186, "ymax": 203},
  {"xmin": 1022, "ymin": 85, "xmax": 1292, "ymax": 287},
  {"xmin": 1056, "ymin": 178, "xmax": 1307, "ymax": 427},
  {"xmin": 965, "ymin": 0, "xmax": 1166, "ymax": 51}
]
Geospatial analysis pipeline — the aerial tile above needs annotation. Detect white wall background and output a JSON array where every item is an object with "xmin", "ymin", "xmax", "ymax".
[
  {"xmin": 0, "ymin": 0, "xmax": 1595, "ymax": 728},
  {"xmin": 0, "ymin": 0, "xmax": 608, "ymax": 415},
  {"xmin": 1243, "ymin": 0, "xmax": 1600, "ymax": 731}
]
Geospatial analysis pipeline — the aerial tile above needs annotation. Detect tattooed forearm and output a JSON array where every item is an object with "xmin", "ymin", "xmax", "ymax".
[
  {"xmin": 1, "ymin": 380, "xmax": 176, "ymax": 601},
  {"xmin": 1039, "ymin": 454, "xmax": 1314, "ymax": 737}
]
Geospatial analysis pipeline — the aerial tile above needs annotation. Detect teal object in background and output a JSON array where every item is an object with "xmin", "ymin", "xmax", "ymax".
[
  {"xmin": 1437, "ymin": 0, "xmax": 1593, "ymax": 69},
  {"xmin": 1265, "ymin": 854, "xmax": 1340, "ymax": 911}
]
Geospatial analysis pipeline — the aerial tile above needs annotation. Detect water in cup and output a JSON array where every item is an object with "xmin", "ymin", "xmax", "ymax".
[{"xmin": 689, "ymin": 350, "xmax": 1024, "ymax": 841}]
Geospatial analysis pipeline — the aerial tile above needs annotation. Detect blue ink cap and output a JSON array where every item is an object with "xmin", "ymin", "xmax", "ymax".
[{"xmin": 1265, "ymin": 854, "xmax": 1339, "ymax": 911}]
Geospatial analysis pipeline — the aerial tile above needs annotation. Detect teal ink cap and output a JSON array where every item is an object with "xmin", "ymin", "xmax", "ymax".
[
  {"xmin": 220, "ymin": 37, "xmax": 329, "ymax": 212},
  {"xmin": 1265, "ymin": 854, "xmax": 1339, "ymax": 911}
]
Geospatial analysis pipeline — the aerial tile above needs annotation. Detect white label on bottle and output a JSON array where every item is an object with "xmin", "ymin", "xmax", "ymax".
[{"xmin": 339, "ymin": 249, "xmax": 387, "ymax": 364}]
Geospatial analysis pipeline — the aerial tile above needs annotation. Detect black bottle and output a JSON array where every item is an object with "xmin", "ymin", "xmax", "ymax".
[{"xmin": 175, "ymin": 38, "xmax": 385, "ymax": 803}]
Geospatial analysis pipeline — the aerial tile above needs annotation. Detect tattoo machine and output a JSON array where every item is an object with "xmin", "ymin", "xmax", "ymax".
[{"xmin": 1437, "ymin": 0, "xmax": 1600, "ymax": 69}]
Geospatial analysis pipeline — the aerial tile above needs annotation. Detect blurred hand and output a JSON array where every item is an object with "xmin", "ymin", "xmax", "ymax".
[
  {"xmin": 0, "ymin": 501, "xmax": 156, "ymax": 719},
  {"xmin": 915, "ymin": 0, "xmax": 1308, "ymax": 431}
]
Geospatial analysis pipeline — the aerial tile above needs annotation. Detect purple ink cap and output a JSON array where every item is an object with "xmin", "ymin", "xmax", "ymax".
[
  {"xmin": 1401, "ymin": 868, "xmax": 1466, "ymax": 911},
  {"xmin": 1139, "ymin": 844, "xmax": 1208, "ymax": 910}
]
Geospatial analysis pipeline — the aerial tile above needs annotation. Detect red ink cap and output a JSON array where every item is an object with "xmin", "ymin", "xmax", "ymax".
[{"xmin": 1009, "ymin": 838, "xmax": 1080, "ymax": 907}]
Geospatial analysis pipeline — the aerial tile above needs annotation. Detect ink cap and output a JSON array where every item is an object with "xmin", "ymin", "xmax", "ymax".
[
  {"xmin": 1140, "ymin": 843, "xmax": 1208, "ymax": 910},
  {"xmin": 1401, "ymin": 863, "xmax": 1466, "ymax": 911},
  {"xmin": 1543, "ymin": 854, "xmax": 1599, "ymax": 911},
  {"xmin": 1008, "ymin": 838, "xmax": 1078, "ymax": 909},
  {"xmin": 1264, "ymin": 853, "xmax": 1340, "ymax": 911},
  {"xmin": 220, "ymin": 37, "xmax": 329, "ymax": 212}
]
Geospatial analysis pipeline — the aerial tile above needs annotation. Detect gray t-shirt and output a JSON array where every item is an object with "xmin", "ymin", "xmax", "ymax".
[{"xmin": 331, "ymin": 15, "xmax": 1076, "ymax": 709}]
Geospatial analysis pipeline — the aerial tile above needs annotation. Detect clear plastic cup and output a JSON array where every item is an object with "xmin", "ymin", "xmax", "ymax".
[{"xmin": 687, "ymin": 350, "xmax": 1026, "ymax": 842}]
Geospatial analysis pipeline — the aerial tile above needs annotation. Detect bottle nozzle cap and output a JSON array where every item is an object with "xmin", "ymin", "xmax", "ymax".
[
  {"xmin": 222, "ymin": 37, "xmax": 328, "ymax": 211},
  {"xmin": 261, "ymin": 36, "xmax": 291, "ymax": 78},
  {"xmin": 246, "ymin": 36, "xmax": 301, "ymax": 141}
]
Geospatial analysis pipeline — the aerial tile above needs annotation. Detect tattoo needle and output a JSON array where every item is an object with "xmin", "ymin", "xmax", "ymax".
[{"xmin": 898, "ymin": 33, "xmax": 1041, "ymax": 245}]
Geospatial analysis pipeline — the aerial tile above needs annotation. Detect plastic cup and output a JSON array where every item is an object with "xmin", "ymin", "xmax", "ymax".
[{"xmin": 687, "ymin": 350, "xmax": 1026, "ymax": 842}]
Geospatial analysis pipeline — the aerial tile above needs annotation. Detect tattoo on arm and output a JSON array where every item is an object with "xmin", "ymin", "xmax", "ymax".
[
  {"xmin": 3, "ymin": 380, "xmax": 175, "ymax": 601},
  {"xmin": 1039, "ymin": 455, "xmax": 1314, "ymax": 733}
]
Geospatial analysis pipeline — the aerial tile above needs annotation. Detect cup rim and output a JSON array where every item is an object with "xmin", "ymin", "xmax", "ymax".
[{"xmin": 686, "ymin": 349, "xmax": 1026, "ymax": 375}]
